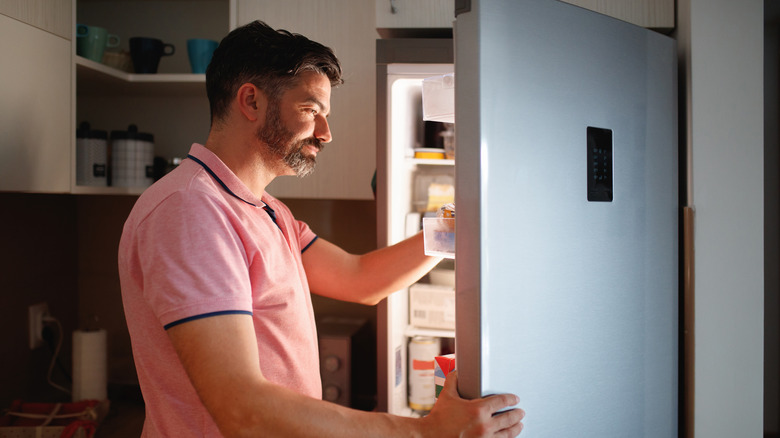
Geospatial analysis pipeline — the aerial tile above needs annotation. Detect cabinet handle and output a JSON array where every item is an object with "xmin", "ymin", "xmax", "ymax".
[{"xmin": 390, "ymin": 0, "xmax": 397, "ymax": 14}]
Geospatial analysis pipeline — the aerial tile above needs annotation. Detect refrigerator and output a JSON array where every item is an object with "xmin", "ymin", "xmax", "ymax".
[{"xmin": 376, "ymin": 0, "xmax": 679, "ymax": 436}]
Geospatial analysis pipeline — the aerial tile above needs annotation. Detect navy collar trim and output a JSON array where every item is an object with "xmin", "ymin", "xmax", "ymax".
[
  {"xmin": 187, "ymin": 154, "xmax": 257, "ymax": 207},
  {"xmin": 186, "ymin": 154, "xmax": 280, "ymax": 229}
]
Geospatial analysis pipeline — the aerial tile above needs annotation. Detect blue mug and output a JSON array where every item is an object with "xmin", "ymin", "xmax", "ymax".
[{"xmin": 187, "ymin": 39, "xmax": 219, "ymax": 74}]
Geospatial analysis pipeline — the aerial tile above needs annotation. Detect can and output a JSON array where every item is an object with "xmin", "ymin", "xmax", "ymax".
[{"xmin": 408, "ymin": 336, "xmax": 441, "ymax": 412}]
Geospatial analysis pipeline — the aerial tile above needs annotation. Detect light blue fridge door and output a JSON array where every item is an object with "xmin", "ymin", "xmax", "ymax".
[{"xmin": 454, "ymin": 0, "xmax": 678, "ymax": 436}]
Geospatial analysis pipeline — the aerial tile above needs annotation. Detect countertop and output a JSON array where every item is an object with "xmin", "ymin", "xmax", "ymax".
[{"xmin": 96, "ymin": 386, "xmax": 144, "ymax": 437}]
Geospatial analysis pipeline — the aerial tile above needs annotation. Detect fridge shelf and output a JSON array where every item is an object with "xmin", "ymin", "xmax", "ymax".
[
  {"xmin": 404, "ymin": 326, "xmax": 455, "ymax": 339},
  {"xmin": 407, "ymin": 157, "xmax": 454, "ymax": 166}
]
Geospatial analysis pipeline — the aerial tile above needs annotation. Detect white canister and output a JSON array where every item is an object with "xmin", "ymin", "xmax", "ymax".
[
  {"xmin": 110, "ymin": 124, "xmax": 154, "ymax": 188},
  {"xmin": 76, "ymin": 122, "xmax": 108, "ymax": 186},
  {"xmin": 408, "ymin": 336, "xmax": 441, "ymax": 413}
]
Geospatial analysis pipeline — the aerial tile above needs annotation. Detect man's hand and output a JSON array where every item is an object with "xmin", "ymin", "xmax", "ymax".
[{"xmin": 421, "ymin": 370, "xmax": 525, "ymax": 437}]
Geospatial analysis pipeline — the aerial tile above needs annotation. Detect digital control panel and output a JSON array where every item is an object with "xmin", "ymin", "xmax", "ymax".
[{"xmin": 587, "ymin": 126, "xmax": 614, "ymax": 202}]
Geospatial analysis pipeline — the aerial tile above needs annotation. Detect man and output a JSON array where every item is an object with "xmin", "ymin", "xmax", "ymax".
[{"xmin": 118, "ymin": 20, "xmax": 525, "ymax": 437}]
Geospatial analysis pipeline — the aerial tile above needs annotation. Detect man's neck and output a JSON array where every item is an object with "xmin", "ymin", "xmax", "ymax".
[{"xmin": 203, "ymin": 131, "xmax": 279, "ymax": 199}]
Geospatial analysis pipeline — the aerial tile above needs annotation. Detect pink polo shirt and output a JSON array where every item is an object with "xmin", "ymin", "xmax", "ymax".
[{"xmin": 118, "ymin": 144, "xmax": 321, "ymax": 437}]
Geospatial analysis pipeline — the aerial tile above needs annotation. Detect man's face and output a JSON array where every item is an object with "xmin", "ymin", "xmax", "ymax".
[{"xmin": 257, "ymin": 71, "xmax": 332, "ymax": 178}]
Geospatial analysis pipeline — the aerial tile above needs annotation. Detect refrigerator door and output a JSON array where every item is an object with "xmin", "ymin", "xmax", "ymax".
[{"xmin": 454, "ymin": 0, "xmax": 678, "ymax": 436}]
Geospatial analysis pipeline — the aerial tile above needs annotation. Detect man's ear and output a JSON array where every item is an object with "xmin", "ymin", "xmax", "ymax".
[{"xmin": 235, "ymin": 83, "xmax": 267, "ymax": 122}]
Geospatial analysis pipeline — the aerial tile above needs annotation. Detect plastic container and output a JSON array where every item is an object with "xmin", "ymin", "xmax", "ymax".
[
  {"xmin": 423, "ymin": 217, "xmax": 455, "ymax": 258},
  {"xmin": 422, "ymin": 73, "xmax": 454, "ymax": 123},
  {"xmin": 413, "ymin": 171, "xmax": 454, "ymax": 213},
  {"xmin": 440, "ymin": 129, "xmax": 455, "ymax": 159},
  {"xmin": 414, "ymin": 148, "xmax": 445, "ymax": 159}
]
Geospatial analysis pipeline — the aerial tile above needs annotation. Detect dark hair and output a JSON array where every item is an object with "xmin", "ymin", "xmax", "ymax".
[{"xmin": 205, "ymin": 20, "xmax": 343, "ymax": 124}]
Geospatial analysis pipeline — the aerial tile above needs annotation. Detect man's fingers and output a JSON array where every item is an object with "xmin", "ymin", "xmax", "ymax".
[
  {"xmin": 442, "ymin": 369, "xmax": 459, "ymax": 395},
  {"xmin": 480, "ymin": 392, "xmax": 520, "ymax": 415},
  {"xmin": 440, "ymin": 370, "xmax": 525, "ymax": 436},
  {"xmin": 492, "ymin": 407, "xmax": 525, "ymax": 430}
]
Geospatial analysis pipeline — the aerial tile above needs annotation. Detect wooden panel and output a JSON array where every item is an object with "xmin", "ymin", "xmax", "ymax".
[
  {"xmin": 0, "ymin": 13, "xmax": 71, "ymax": 192},
  {"xmin": 237, "ymin": 0, "xmax": 376, "ymax": 200},
  {"xmin": 560, "ymin": 0, "xmax": 674, "ymax": 30},
  {"xmin": 0, "ymin": 0, "xmax": 72, "ymax": 39},
  {"xmin": 375, "ymin": 0, "xmax": 454, "ymax": 28}
]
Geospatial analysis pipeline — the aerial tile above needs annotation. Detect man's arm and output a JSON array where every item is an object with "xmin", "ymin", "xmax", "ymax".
[
  {"xmin": 302, "ymin": 232, "xmax": 440, "ymax": 305},
  {"xmin": 167, "ymin": 313, "xmax": 524, "ymax": 438}
]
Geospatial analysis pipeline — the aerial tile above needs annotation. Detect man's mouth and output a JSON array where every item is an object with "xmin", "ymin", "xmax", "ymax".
[{"xmin": 303, "ymin": 139, "xmax": 323, "ymax": 155}]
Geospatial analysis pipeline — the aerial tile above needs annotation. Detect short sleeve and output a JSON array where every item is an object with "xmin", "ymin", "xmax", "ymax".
[{"xmin": 135, "ymin": 190, "xmax": 254, "ymax": 327}]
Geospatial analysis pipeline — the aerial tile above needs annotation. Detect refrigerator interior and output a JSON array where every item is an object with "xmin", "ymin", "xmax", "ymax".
[{"xmin": 377, "ymin": 63, "xmax": 455, "ymax": 416}]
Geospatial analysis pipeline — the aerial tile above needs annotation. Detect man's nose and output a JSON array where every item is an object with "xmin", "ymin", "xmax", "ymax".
[{"xmin": 315, "ymin": 115, "xmax": 332, "ymax": 144}]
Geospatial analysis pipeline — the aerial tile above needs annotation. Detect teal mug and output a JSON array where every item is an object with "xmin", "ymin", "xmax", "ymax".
[
  {"xmin": 187, "ymin": 39, "xmax": 219, "ymax": 74},
  {"xmin": 76, "ymin": 24, "xmax": 120, "ymax": 63}
]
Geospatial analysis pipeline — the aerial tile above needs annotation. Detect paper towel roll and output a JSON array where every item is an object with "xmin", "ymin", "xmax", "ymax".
[{"xmin": 72, "ymin": 329, "xmax": 107, "ymax": 401}]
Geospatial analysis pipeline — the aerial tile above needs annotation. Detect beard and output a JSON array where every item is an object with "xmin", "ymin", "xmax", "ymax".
[{"xmin": 257, "ymin": 99, "xmax": 322, "ymax": 178}]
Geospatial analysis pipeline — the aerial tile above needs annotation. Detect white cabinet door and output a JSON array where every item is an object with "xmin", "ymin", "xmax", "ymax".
[
  {"xmin": 235, "ymin": 0, "xmax": 376, "ymax": 200},
  {"xmin": 375, "ymin": 0, "xmax": 454, "ymax": 37},
  {"xmin": 0, "ymin": 12, "xmax": 71, "ymax": 193}
]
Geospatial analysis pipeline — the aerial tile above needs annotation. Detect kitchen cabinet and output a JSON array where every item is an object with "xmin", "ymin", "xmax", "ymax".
[
  {"xmin": 236, "ymin": 0, "xmax": 377, "ymax": 200},
  {"xmin": 1, "ymin": 0, "xmax": 229, "ymax": 195},
  {"xmin": 0, "ymin": 0, "xmax": 71, "ymax": 38},
  {"xmin": 375, "ymin": 0, "xmax": 455, "ymax": 38},
  {"xmin": 74, "ymin": 0, "xmax": 229, "ymax": 195},
  {"xmin": 375, "ymin": 0, "xmax": 675, "ymax": 32},
  {"xmin": 0, "ymin": 2, "xmax": 72, "ymax": 193}
]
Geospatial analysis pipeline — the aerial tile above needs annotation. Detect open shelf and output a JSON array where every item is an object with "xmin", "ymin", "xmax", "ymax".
[{"xmin": 76, "ymin": 56, "xmax": 207, "ymax": 97}]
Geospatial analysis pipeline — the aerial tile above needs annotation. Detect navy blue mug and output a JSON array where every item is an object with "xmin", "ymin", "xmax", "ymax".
[{"xmin": 129, "ymin": 37, "xmax": 175, "ymax": 74}]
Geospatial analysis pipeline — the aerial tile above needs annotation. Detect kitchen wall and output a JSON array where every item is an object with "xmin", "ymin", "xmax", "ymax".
[
  {"xmin": 0, "ymin": 192, "xmax": 377, "ymax": 410},
  {"xmin": 0, "ymin": 193, "xmax": 79, "ymax": 409},
  {"xmin": 677, "ymin": 0, "xmax": 766, "ymax": 436}
]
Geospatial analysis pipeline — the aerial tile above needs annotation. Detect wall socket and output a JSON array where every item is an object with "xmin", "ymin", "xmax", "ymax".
[{"xmin": 28, "ymin": 302, "xmax": 49, "ymax": 349}]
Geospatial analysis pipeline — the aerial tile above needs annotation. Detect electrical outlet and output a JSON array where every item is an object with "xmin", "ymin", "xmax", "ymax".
[{"xmin": 28, "ymin": 302, "xmax": 49, "ymax": 349}]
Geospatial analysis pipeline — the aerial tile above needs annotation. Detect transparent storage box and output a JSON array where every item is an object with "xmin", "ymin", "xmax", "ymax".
[
  {"xmin": 422, "ymin": 74, "xmax": 454, "ymax": 123},
  {"xmin": 423, "ymin": 217, "xmax": 455, "ymax": 258}
]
